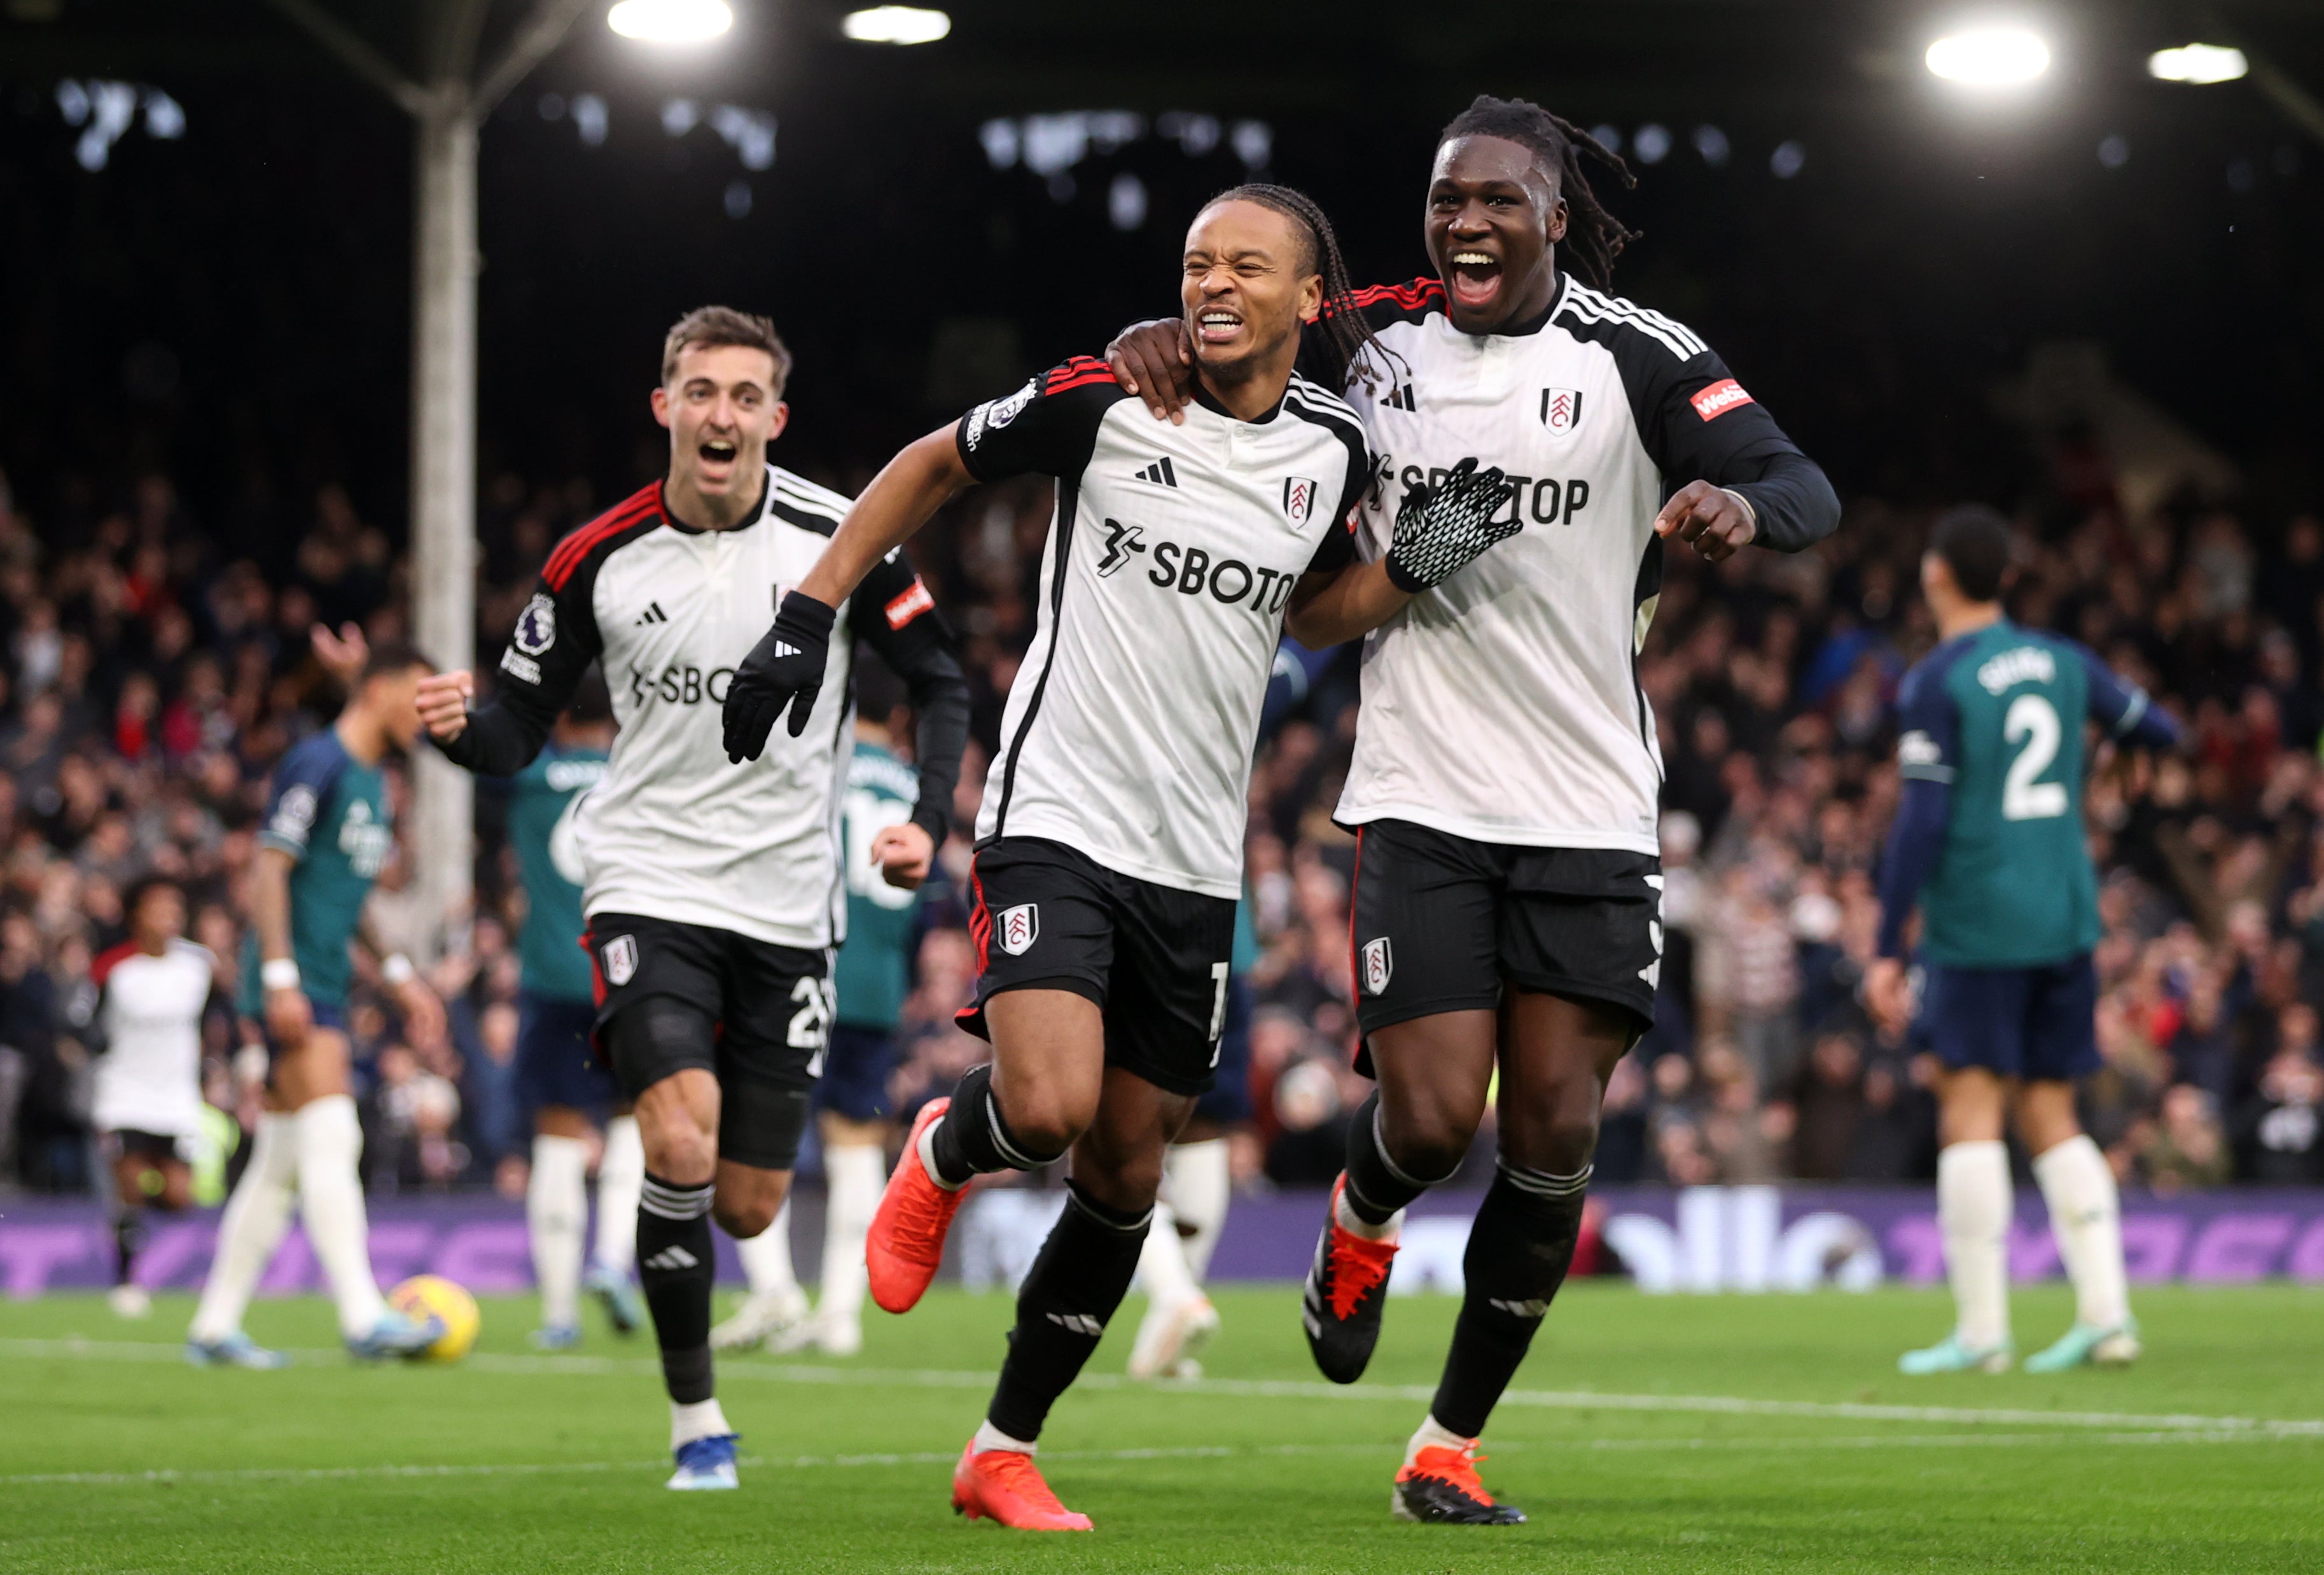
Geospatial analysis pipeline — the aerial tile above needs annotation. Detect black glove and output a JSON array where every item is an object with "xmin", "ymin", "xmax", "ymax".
[
  {"xmin": 722, "ymin": 591, "xmax": 837, "ymax": 762},
  {"xmin": 1384, "ymin": 457, "xmax": 1521, "ymax": 592}
]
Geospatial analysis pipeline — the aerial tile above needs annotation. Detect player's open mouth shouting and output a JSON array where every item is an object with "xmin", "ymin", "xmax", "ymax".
[{"xmin": 1444, "ymin": 248, "xmax": 1502, "ymax": 312}]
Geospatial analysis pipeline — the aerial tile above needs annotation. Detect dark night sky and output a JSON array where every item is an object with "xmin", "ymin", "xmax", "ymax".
[{"xmin": 4, "ymin": 1, "xmax": 2321, "ymax": 558}]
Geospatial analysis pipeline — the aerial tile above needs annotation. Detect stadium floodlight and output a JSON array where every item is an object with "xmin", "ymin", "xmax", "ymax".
[
  {"xmin": 841, "ymin": 6, "xmax": 950, "ymax": 44},
  {"xmin": 1924, "ymin": 27, "xmax": 2051, "ymax": 85},
  {"xmin": 608, "ymin": 0, "xmax": 735, "ymax": 43},
  {"xmin": 2147, "ymin": 44, "xmax": 2248, "ymax": 85}
]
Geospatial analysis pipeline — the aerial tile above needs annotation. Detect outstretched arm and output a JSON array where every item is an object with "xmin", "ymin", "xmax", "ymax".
[{"xmin": 722, "ymin": 430, "xmax": 973, "ymax": 760}]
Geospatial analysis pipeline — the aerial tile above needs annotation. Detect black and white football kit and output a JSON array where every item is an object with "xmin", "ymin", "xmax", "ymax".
[
  {"xmin": 954, "ymin": 356, "xmax": 1368, "ymax": 1093},
  {"xmin": 438, "ymin": 466, "xmax": 968, "ymax": 1167},
  {"xmin": 1318, "ymin": 276, "xmax": 1839, "ymax": 1033},
  {"xmin": 88, "ymin": 937, "xmax": 225, "ymax": 1157}
]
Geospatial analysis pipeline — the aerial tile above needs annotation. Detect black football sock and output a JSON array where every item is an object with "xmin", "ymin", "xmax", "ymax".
[
  {"xmin": 985, "ymin": 1182, "xmax": 1152, "ymax": 1443},
  {"xmin": 1429, "ymin": 1160, "xmax": 1590, "ymax": 1438},
  {"xmin": 637, "ymin": 1173, "xmax": 718, "ymax": 1406},
  {"xmin": 113, "ymin": 1203, "xmax": 146, "ymax": 1286},
  {"xmin": 929, "ymin": 1062, "xmax": 1062, "ymax": 1187},
  {"xmin": 1343, "ymin": 1091, "xmax": 1455, "ymax": 1226}
]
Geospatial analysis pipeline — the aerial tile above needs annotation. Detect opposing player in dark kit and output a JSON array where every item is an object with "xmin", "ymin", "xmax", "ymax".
[
  {"xmin": 724, "ymin": 185, "xmax": 1523, "ymax": 1530},
  {"xmin": 190, "ymin": 642, "xmax": 451, "ymax": 1367},
  {"xmin": 489, "ymin": 673, "xmax": 648, "ymax": 1350},
  {"xmin": 421, "ymin": 307, "xmax": 970, "ymax": 1490},
  {"xmin": 1868, "ymin": 507, "xmax": 2179, "ymax": 1375},
  {"xmin": 1111, "ymin": 97, "xmax": 1841, "ymax": 1522}
]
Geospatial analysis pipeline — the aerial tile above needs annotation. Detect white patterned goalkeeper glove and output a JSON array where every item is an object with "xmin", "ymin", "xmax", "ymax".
[{"xmin": 1384, "ymin": 458, "xmax": 1521, "ymax": 592}]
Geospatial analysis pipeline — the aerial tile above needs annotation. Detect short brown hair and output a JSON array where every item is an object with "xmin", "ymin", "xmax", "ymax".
[{"xmin": 661, "ymin": 305, "xmax": 793, "ymax": 397}]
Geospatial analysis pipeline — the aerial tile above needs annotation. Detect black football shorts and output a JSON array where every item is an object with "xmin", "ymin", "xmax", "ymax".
[
  {"xmin": 1347, "ymin": 818, "xmax": 1662, "ymax": 1041},
  {"xmin": 959, "ymin": 837, "xmax": 1237, "ymax": 1098},
  {"xmin": 581, "ymin": 911, "xmax": 833, "ymax": 1167}
]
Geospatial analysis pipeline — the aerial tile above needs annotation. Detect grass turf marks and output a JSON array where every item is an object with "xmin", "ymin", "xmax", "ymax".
[{"xmin": 3, "ymin": 1282, "xmax": 2319, "ymax": 1572}]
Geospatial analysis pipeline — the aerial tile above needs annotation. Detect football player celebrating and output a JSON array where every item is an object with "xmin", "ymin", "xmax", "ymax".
[
  {"xmin": 723, "ymin": 185, "xmax": 1522, "ymax": 1530},
  {"xmin": 188, "ymin": 641, "xmax": 451, "ymax": 1367},
  {"xmin": 419, "ymin": 308, "xmax": 970, "ymax": 1491},
  {"xmin": 1110, "ymin": 98, "xmax": 1840, "ymax": 1522},
  {"xmin": 1868, "ymin": 507, "xmax": 2178, "ymax": 1376},
  {"xmin": 89, "ymin": 877, "xmax": 228, "ymax": 1320}
]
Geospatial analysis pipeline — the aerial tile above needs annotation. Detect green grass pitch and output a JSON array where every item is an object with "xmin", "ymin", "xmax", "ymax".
[{"xmin": 3, "ymin": 1281, "xmax": 2319, "ymax": 1571}]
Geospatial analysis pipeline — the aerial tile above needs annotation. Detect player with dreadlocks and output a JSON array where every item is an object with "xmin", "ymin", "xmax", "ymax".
[
  {"xmin": 722, "ymin": 183, "xmax": 1526, "ymax": 1530},
  {"xmin": 1113, "ymin": 98, "xmax": 1842, "ymax": 1523}
]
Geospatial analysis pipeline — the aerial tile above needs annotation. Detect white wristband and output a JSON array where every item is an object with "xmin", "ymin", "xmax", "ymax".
[
  {"xmin": 1718, "ymin": 486, "xmax": 1758, "ymax": 530},
  {"xmin": 381, "ymin": 953, "xmax": 417, "ymax": 986},
  {"xmin": 261, "ymin": 958, "xmax": 301, "ymax": 991}
]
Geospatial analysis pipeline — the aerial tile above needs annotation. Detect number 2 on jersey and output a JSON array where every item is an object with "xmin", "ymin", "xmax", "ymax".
[{"xmin": 2001, "ymin": 693, "xmax": 2069, "ymax": 821}]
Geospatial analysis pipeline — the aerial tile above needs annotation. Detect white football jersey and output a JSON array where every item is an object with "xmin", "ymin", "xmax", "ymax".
[
  {"xmin": 959, "ymin": 357, "xmax": 1369, "ymax": 897},
  {"xmin": 492, "ymin": 467, "xmax": 947, "ymax": 949},
  {"xmin": 1325, "ymin": 276, "xmax": 1814, "ymax": 852},
  {"xmin": 90, "ymin": 939, "xmax": 216, "ymax": 1138}
]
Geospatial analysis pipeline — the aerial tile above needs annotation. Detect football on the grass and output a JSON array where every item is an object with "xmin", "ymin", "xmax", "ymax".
[{"xmin": 388, "ymin": 1275, "xmax": 480, "ymax": 1362}]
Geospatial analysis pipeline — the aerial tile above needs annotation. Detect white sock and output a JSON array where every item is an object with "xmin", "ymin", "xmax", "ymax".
[
  {"xmin": 1136, "ymin": 1201, "xmax": 1200, "ymax": 1308},
  {"xmin": 592, "ymin": 1115, "xmax": 643, "ymax": 1276},
  {"xmin": 1402, "ymin": 1413, "xmax": 1475, "ymax": 1469},
  {"xmin": 818, "ymin": 1143, "xmax": 883, "ymax": 1322},
  {"xmin": 293, "ymin": 1095, "xmax": 388, "ymax": 1338},
  {"xmin": 918, "ymin": 1115, "xmax": 968, "ymax": 1191},
  {"xmin": 2032, "ymin": 1133, "xmax": 2129, "ymax": 1329},
  {"xmin": 1164, "ymin": 1138, "xmax": 1232, "ymax": 1282},
  {"xmin": 1335, "ymin": 1186, "xmax": 1402, "ymax": 1243},
  {"xmin": 1937, "ymin": 1140, "xmax": 2012, "ymax": 1350},
  {"xmin": 189, "ymin": 1113, "xmax": 299, "ymax": 1343},
  {"xmin": 529, "ymin": 1134, "xmax": 589, "ymax": 1329},
  {"xmin": 670, "ymin": 1397, "xmax": 732, "ymax": 1450},
  {"xmin": 973, "ymin": 1419, "xmax": 1037, "ymax": 1456},
  {"xmin": 737, "ymin": 1201, "xmax": 799, "ymax": 1299}
]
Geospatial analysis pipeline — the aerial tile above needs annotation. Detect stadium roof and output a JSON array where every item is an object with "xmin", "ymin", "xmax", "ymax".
[{"xmin": 6, "ymin": 1, "xmax": 2322, "ymax": 129}]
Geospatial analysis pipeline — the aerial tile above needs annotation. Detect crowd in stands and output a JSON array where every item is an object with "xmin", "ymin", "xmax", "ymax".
[{"xmin": 3, "ymin": 454, "xmax": 2322, "ymax": 1200}]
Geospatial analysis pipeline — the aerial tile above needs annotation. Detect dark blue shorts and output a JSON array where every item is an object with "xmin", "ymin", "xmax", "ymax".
[
  {"xmin": 515, "ymin": 991, "xmax": 620, "ymax": 1120},
  {"xmin": 1919, "ymin": 954, "xmax": 2100, "ymax": 1082},
  {"xmin": 258, "ymin": 1000, "xmax": 346, "ymax": 1061},
  {"xmin": 814, "ymin": 1023, "xmax": 898, "ymax": 1123},
  {"xmin": 1193, "ymin": 976, "xmax": 1254, "ymax": 1126}
]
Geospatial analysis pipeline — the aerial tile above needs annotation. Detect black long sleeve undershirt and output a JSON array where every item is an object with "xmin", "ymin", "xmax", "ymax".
[
  {"xmin": 433, "ymin": 682, "xmax": 560, "ymax": 778},
  {"xmin": 1722, "ymin": 448, "xmax": 1842, "ymax": 554},
  {"xmin": 890, "ymin": 643, "xmax": 970, "ymax": 845}
]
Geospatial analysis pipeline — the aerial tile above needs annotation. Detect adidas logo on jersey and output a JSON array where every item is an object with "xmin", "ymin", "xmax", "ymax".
[
  {"xmin": 1381, "ymin": 382, "xmax": 1417, "ymax": 412},
  {"xmin": 1131, "ymin": 456, "xmax": 1179, "ymax": 488},
  {"xmin": 641, "ymin": 1246, "xmax": 699, "ymax": 1271},
  {"xmin": 634, "ymin": 601, "xmax": 669, "ymax": 626}
]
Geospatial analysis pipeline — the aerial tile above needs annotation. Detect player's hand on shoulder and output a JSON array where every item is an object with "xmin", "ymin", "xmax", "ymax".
[
  {"xmin": 722, "ymin": 591, "xmax": 837, "ymax": 762},
  {"xmin": 870, "ymin": 822, "xmax": 935, "ymax": 891},
  {"xmin": 1385, "ymin": 457, "xmax": 1522, "ymax": 592},
  {"xmin": 415, "ymin": 671, "xmax": 476, "ymax": 741},
  {"xmin": 1654, "ymin": 479, "xmax": 1757, "ymax": 562},
  {"xmin": 1107, "ymin": 319, "xmax": 1196, "ymax": 424}
]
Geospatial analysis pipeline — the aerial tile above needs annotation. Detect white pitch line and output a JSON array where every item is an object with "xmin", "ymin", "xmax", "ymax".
[
  {"xmin": 7, "ymin": 1336, "xmax": 2323, "ymax": 1439},
  {"xmin": 3, "ymin": 1430, "xmax": 2309, "ymax": 1490}
]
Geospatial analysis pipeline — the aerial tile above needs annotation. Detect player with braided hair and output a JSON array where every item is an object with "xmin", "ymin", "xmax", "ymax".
[{"xmin": 1111, "ymin": 95, "xmax": 1840, "ymax": 1523}]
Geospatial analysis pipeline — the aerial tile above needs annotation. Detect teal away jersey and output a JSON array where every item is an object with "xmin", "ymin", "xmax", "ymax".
[
  {"xmin": 1895, "ymin": 620, "xmax": 2147, "ymax": 967},
  {"xmin": 835, "ymin": 742, "xmax": 922, "ymax": 1031},
  {"xmin": 239, "ymin": 730, "xmax": 394, "ymax": 1011},
  {"xmin": 504, "ymin": 745, "xmax": 609, "ymax": 1004}
]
